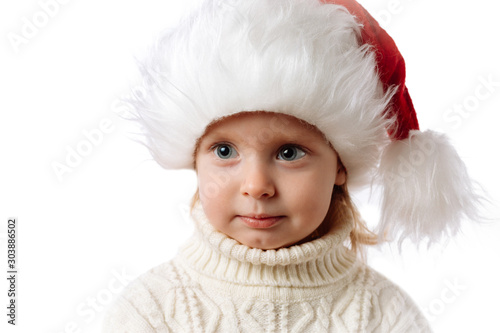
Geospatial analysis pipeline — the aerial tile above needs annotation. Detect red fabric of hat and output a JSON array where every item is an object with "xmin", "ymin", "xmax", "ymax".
[{"xmin": 323, "ymin": 0, "xmax": 419, "ymax": 140}]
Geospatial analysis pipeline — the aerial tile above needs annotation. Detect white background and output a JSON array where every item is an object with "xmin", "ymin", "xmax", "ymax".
[{"xmin": 1, "ymin": 0, "xmax": 499, "ymax": 332}]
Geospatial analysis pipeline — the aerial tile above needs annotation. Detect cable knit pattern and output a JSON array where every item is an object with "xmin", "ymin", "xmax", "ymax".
[{"xmin": 102, "ymin": 206, "xmax": 432, "ymax": 332}]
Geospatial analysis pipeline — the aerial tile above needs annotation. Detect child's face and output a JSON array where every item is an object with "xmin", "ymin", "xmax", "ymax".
[{"xmin": 195, "ymin": 112, "xmax": 346, "ymax": 250}]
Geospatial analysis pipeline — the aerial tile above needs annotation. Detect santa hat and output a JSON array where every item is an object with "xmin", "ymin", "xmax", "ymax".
[{"xmin": 130, "ymin": 0, "xmax": 483, "ymax": 245}]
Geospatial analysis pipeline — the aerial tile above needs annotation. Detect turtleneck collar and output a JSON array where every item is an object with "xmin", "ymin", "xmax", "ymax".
[{"xmin": 176, "ymin": 203, "xmax": 359, "ymax": 289}]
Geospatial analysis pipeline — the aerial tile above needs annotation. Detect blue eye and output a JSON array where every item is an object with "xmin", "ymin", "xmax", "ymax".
[
  {"xmin": 214, "ymin": 144, "xmax": 237, "ymax": 159},
  {"xmin": 278, "ymin": 145, "xmax": 306, "ymax": 161}
]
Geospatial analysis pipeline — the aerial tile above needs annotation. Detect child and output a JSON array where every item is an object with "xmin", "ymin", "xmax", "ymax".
[{"xmin": 103, "ymin": 0, "xmax": 482, "ymax": 331}]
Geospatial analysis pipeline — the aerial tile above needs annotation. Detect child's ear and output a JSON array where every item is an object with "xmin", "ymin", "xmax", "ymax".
[{"xmin": 334, "ymin": 163, "xmax": 346, "ymax": 186}]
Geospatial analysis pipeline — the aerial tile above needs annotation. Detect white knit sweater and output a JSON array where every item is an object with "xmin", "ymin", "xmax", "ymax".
[{"xmin": 102, "ymin": 206, "xmax": 432, "ymax": 332}]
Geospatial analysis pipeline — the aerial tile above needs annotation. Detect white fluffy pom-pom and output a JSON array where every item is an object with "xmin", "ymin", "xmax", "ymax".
[{"xmin": 376, "ymin": 130, "xmax": 483, "ymax": 246}]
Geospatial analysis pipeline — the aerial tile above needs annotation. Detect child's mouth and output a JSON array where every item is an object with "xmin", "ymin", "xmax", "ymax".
[{"xmin": 238, "ymin": 215, "xmax": 285, "ymax": 229}]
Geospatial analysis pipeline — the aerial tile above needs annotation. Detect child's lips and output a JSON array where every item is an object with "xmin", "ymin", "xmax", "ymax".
[{"xmin": 238, "ymin": 215, "xmax": 285, "ymax": 229}]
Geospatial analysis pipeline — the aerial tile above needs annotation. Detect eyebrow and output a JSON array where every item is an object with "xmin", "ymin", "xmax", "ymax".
[{"xmin": 206, "ymin": 130, "xmax": 328, "ymax": 152}]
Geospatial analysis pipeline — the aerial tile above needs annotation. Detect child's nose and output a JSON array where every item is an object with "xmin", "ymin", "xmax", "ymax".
[{"xmin": 240, "ymin": 162, "xmax": 276, "ymax": 199}]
